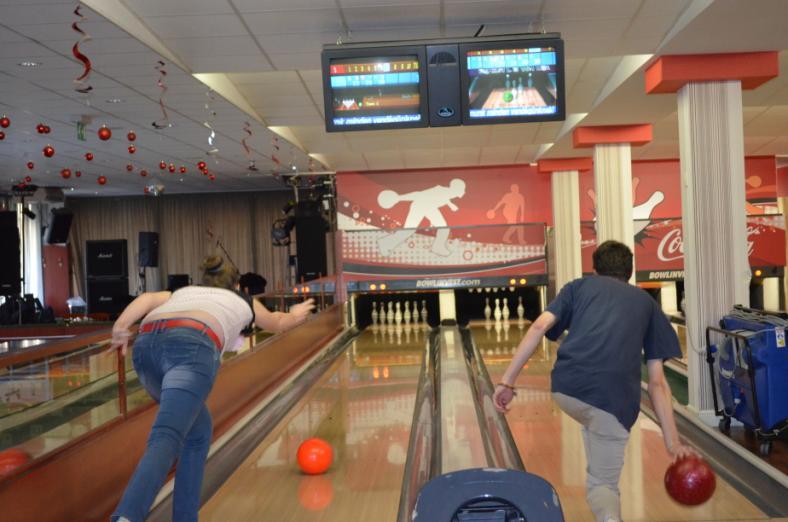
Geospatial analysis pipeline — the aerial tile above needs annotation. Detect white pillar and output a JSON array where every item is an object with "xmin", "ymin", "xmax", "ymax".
[
  {"xmin": 593, "ymin": 144, "xmax": 635, "ymax": 281},
  {"xmin": 551, "ymin": 170, "xmax": 582, "ymax": 291},
  {"xmin": 678, "ymin": 80, "xmax": 750, "ymax": 416}
]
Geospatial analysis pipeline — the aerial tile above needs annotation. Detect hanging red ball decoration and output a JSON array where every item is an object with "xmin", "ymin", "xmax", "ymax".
[
  {"xmin": 25, "ymin": 176, "xmax": 32, "ymax": 183},
  {"xmin": 61, "ymin": 168, "xmax": 72, "ymax": 179},
  {"xmin": 140, "ymin": 170, "xmax": 148, "ymax": 177},
  {"xmin": 36, "ymin": 124, "xmax": 46, "ymax": 134},
  {"xmin": 43, "ymin": 145, "xmax": 55, "ymax": 158},
  {"xmin": 97, "ymin": 175, "xmax": 107, "ymax": 185},
  {"xmin": 27, "ymin": 161, "xmax": 35, "ymax": 170},
  {"xmin": 85, "ymin": 152, "xmax": 94, "ymax": 161},
  {"xmin": 126, "ymin": 164, "xmax": 134, "ymax": 172},
  {"xmin": 179, "ymin": 166, "xmax": 186, "ymax": 174},
  {"xmin": 143, "ymin": 186, "xmax": 150, "ymax": 194},
  {"xmin": 127, "ymin": 131, "xmax": 136, "ymax": 142},
  {"xmin": 75, "ymin": 170, "xmax": 82, "ymax": 178},
  {"xmin": 197, "ymin": 161, "xmax": 207, "ymax": 170},
  {"xmin": 44, "ymin": 125, "xmax": 51, "ymax": 134},
  {"xmin": 168, "ymin": 163, "xmax": 175, "ymax": 173},
  {"xmin": 0, "ymin": 116, "xmax": 10, "ymax": 128},
  {"xmin": 128, "ymin": 145, "xmax": 136, "ymax": 154},
  {"xmin": 159, "ymin": 161, "xmax": 167, "ymax": 170},
  {"xmin": 208, "ymin": 174, "xmax": 216, "ymax": 181},
  {"xmin": 97, "ymin": 126, "xmax": 112, "ymax": 141},
  {"xmin": 201, "ymin": 168, "xmax": 208, "ymax": 176},
  {"xmin": 0, "ymin": 131, "xmax": 5, "ymax": 140}
]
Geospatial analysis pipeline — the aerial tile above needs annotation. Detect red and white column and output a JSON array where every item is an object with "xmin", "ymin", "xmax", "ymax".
[
  {"xmin": 538, "ymin": 158, "xmax": 592, "ymax": 292},
  {"xmin": 573, "ymin": 124, "xmax": 653, "ymax": 282},
  {"xmin": 646, "ymin": 51, "xmax": 779, "ymax": 417}
]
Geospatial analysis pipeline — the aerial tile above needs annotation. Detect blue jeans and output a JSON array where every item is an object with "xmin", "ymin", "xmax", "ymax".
[{"xmin": 112, "ymin": 326, "xmax": 221, "ymax": 522}]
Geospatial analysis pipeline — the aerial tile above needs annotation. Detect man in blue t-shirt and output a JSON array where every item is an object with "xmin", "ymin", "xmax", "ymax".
[{"xmin": 493, "ymin": 240, "xmax": 694, "ymax": 522}]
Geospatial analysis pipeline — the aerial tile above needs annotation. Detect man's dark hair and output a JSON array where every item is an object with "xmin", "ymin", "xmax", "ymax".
[{"xmin": 592, "ymin": 240, "xmax": 633, "ymax": 281}]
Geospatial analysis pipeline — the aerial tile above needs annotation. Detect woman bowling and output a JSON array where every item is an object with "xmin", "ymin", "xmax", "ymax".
[{"xmin": 110, "ymin": 255, "xmax": 314, "ymax": 522}]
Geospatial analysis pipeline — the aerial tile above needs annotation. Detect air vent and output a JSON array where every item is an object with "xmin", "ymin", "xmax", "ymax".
[{"xmin": 429, "ymin": 51, "xmax": 457, "ymax": 66}]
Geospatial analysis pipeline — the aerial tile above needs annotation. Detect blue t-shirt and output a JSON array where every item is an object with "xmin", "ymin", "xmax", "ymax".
[{"xmin": 545, "ymin": 275, "xmax": 681, "ymax": 430}]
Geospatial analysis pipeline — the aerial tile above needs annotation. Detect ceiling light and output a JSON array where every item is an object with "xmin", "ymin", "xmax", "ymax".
[
  {"xmin": 106, "ymin": 98, "xmax": 125, "ymax": 104},
  {"xmin": 18, "ymin": 61, "xmax": 41, "ymax": 68}
]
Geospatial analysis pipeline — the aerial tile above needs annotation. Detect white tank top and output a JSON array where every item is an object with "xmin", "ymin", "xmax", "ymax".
[{"xmin": 148, "ymin": 286, "xmax": 253, "ymax": 349}]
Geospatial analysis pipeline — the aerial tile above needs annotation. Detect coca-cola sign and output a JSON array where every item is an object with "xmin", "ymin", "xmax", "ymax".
[{"xmin": 582, "ymin": 216, "xmax": 785, "ymax": 280}]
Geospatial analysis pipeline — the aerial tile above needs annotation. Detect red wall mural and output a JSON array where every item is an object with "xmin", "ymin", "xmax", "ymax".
[{"xmin": 336, "ymin": 156, "xmax": 781, "ymax": 286}]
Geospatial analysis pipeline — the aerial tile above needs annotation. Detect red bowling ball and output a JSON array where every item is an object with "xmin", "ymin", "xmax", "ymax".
[
  {"xmin": 297, "ymin": 438, "xmax": 333, "ymax": 475},
  {"xmin": 0, "ymin": 448, "xmax": 31, "ymax": 476},
  {"xmin": 664, "ymin": 455, "xmax": 716, "ymax": 506}
]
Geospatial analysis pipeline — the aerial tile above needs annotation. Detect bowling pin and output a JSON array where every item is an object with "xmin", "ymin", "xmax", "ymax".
[
  {"xmin": 403, "ymin": 301, "xmax": 411, "ymax": 323},
  {"xmin": 421, "ymin": 300, "xmax": 428, "ymax": 323},
  {"xmin": 395, "ymin": 301, "xmax": 402, "ymax": 325},
  {"xmin": 494, "ymin": 298, "xmax": 502, "ymax": 321},
  {"xmin": 387, "ymin": 301, "xmax": 394, "ymax": 325},
  {"xmin": 502, "ymin": 298, "xmax": 510, "ymax": 321},
  {"xmin": 484, "ymin": 298, "xmax": 492, "ymax": 321},
  {"xmin": 371, "ymin": 302, "xmax": 379, "ymax": 325},
  {"xmin": 517, "ymin": 296, "xmax": 525, "ymax": 321},
  {"xmin": 411, "ymin": 301, "xmax": 420, "ymax": 323}
]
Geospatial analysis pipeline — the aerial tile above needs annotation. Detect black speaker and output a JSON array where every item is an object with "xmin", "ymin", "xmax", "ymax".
[
  {"xmin": 0, "ymin": 211, "xmax": 21, "ymax": 295},
  {"xmin": 427, "ymin": 44, "xmax": 462, "ymax": 127},
  {"xmin": 45, "ymin": 208, "xmax": 73, "ymax": 244},
  {"xmin": 167, "ymin": 274, "xmax": 191, "ymax": 292},
  {"xmin": 87, "ymin": 278, "xmax": 129, "ymax": 314},
  {"xmin": 295, "ymin": 202, "xmax": 327, "ymax": 282},
  {"xmin": 86, "ymin": 239, "xmax": 128, "ymax": 279},
  {"xmin": 138, "ymin": 232, "xmax": 159, "ymax": 268}
]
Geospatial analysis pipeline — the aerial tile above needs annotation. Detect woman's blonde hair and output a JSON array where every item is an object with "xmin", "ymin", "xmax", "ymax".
[{"xmin": 199, "ymin": 255, "xmax": 239, "ymax": 290}]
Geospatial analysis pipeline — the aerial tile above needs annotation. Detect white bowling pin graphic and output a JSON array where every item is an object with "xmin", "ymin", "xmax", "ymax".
[
  {"xmin": 421, "ymin": 300, "xmax": 428, "ymax": 323},
  {"xmin": 371, "ymin": 302, "xmax": 379, "ymax": 325},
  {"xmin": 633, "ymin": 191, "xmax": 665, "ymax": 235},
  {"xmin": 517, "ymin": 296, "xmax": 525, "ymax": 321},
  {"xmin": 387, "ymin": 302, "xmax": 394, "ymax": 324},
  {"xmin": 403, "ymin": 301, "xmax": 411, "ymax": 323},
  {"xmin": 493, "ymin": 298, "xmax": 502, "ymax": 321},
  {"xmin": 411, "ymin": 301, "xmax": 420, "ymax": 323},
  {"xmin": 502, "ymin": 298, "xmax": 510, "ymax": 321},
  {"xmin": 395, "ymin": 302, "xmax": 402, "ymax": 325},
  {"xmin": 484, "ymin": 298, "xmax": 492, "ymax": 321}
]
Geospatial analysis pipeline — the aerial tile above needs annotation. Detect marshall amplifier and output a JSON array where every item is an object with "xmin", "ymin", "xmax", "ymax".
[
  {"xmin": 87, "ymin": 278, "xmax": 129, "ymax": 315},
  {"xmin": 86, "ymin": 239, "xmax": 128, "ymax": 279}
]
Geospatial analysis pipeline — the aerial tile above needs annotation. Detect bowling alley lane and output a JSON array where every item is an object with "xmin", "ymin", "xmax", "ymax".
[
  {"xmin": 199, "ymin": 324, "xmax": 428, "ymax": 521},
  {"xmin": 473, "ymin": 322, "xmax": 774, "ymax": 522}
]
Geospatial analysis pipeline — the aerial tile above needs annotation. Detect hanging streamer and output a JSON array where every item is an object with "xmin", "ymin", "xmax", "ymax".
[
  {"xmin": 242, "ymin": 121, "xmax": 258, "ymax": 171},
  {"xmin": 271, "ymin": 135, "xmax": 281, "ymax": 177},
  {"xmin": 152, "ymin": 61, "xmax": 171, "ymax": 129},
  {"xmin": 203, "ymin": 90, "xmax": 219, "ymax": 156},
  {"xmin": 72, "ymin": 5, "xmax": 93, "ymax": 94}
]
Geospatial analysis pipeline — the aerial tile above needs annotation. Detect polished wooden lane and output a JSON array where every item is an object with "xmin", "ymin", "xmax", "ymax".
[
  {"xmin": 200, "ymin": 324, "xmax": 428, "ymax": 521},
  {"xmin": 474, "ymin": 322, "xmax": 778, "ymax": 522}
]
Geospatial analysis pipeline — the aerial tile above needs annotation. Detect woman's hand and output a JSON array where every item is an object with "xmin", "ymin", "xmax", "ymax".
[
  {"xmin": 111, "ymin": 328, "xmax": 133, "ymax": 356},
  {"xmin": 493, "ymin": 383, "xmax": 517, "ymax": 413},
  {"xmin": 667, "ymin": 441, "xmax": 698, "ymax": 463},
  {"xmin": 289, "ymin": 298, "xmax": 316, "ymax": 324}
]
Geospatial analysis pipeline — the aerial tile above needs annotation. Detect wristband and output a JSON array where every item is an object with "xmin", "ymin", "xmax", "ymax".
[{"xmin": 496, "ymin": 382, "xmax": 516, "ymax": 391}]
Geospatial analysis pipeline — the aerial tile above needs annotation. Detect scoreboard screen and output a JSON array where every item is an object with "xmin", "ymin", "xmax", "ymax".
[
  {"xmin": 322, "ymin": 46, "xmax": 428, "ymax": 132},
  {"xmin": 460, "ymin": 38, "xmax": 565, "ymax": 125}
]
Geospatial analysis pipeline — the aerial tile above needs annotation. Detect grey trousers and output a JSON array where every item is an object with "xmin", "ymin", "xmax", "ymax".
[{"xmin": 553, "ymin": 392, "xmax": 630, "ymax": 522}]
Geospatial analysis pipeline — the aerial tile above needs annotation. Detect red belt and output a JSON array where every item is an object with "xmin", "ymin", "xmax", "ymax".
[{"xmin": 139, "ymin": 319, "xmax": 222, "ymax": 351}]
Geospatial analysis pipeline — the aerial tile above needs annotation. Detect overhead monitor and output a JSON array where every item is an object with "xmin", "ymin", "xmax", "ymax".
[
  {"xmin": 459, "ymin": 37, "xmax": 565, "ymax": 125},
  {"xmin": 321, "ymin": 45, "xmax": 428, "ymax": 132}
]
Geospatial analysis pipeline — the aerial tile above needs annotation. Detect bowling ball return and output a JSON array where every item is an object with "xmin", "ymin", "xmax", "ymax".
[{"xmin": 412, "ymin": 468, "xmax": 564, "ymax": 521}]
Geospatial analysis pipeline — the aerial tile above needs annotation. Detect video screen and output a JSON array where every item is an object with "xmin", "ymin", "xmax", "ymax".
[
  {"xmin": 465, "ymin": 46, "xmax": 560, "ymax": 120},
  {"xmin": 327, "ymin": 55, "xmax": 423, "ymax": 128}
]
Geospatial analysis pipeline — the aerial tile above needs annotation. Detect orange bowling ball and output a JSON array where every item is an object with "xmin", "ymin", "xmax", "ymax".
[
  {"xmin": 297, "ymin": 438, "xmax": 333, "ymax": 475},
  {"xmin": 0, "ymin": 448, "xmax": 32, "ymax": 476},
  {"xmin": 664, "ymin": 455, "xmax": 716, "ymax": 506}
]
